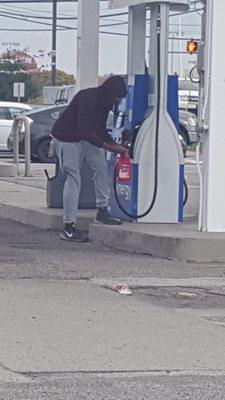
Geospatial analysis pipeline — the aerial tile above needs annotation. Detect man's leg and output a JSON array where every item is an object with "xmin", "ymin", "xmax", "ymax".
[
  {"xmin": 84, "ymin": 142, "xmax": 122, "ymax": 225},
  {"xmin": 53, "ymin": 139, "xmax": 87, "ymax": 241}
]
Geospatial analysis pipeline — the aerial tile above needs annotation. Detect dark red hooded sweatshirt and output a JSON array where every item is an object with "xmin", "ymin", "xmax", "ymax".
[{"xmin": 51, "ymin": 75, "xmax": 127, "ymax": 148}]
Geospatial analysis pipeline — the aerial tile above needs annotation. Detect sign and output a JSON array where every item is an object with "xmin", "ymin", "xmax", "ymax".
[
  {"xmin": 109, "ymin": 0, "xmax": 189, "ymax": 10},
  {"xmin": 13, "ymin": 82, "xmax": 25, "ymax": 101}
]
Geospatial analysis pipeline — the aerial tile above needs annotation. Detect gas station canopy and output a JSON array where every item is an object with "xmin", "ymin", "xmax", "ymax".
[
  {"xmin": 0, "ymin": 0, "xmax": 74, "ymax": 2},
  {"xmin": 109, "ymin": 0, "xmax": 189, "ymax": 11}
]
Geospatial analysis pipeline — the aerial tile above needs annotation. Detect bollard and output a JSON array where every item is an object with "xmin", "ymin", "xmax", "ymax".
[
  {"xmin": 24, "ymin": 117, "xmax": 31, "ymax": 177},
  {"xmin": 12, "ymin": 115, "xmax": 31, "ymax": 177}
]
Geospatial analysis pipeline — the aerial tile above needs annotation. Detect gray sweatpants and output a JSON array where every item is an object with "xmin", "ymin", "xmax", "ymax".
[{"xmin": 53, "ymin": 138, "xmax": 109, "ymax": 224}]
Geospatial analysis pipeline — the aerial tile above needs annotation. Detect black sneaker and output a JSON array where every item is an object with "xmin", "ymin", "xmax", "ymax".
[
  {"xmin": 95, "ymin": 207, "xmax": 122, "ymax": 225},
  {"xmin": 60, "ymin": 223, "xmax": 88, "ymax": 242}
]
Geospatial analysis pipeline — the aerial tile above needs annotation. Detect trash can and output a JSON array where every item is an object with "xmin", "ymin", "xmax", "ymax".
[{"xmin": 46, "ymin": 157, "xmax": 96, "ymax": 209}]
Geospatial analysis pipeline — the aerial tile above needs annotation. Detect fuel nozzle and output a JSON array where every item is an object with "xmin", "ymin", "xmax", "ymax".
[{"xmin": 121, "ymin": 124, "xmax": 141, "ymax": 159}]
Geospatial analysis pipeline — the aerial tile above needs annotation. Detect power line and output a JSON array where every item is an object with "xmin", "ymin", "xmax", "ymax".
[
  {"xmin": 0, "ymin": 8, "xmax": 128, "ymax": 20},
  {"xmin": 0, "ymin": 10, "xmax": 73, "ymax": 29},
  {"xmin": 0, "ymin": 2, "xmax": 202, "ymax": 40},
  {"xmin": 0, "ymin": 7, "xmax": 202, "ymax": 30},
  {"xmin": 0, "ymin": 8, "xmax": 201, "ymax": 27}
]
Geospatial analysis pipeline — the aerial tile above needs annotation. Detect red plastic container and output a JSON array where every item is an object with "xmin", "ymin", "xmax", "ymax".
[{"xmin": 116, "ymin": 156, "xmax": 132, "ymax": 183}]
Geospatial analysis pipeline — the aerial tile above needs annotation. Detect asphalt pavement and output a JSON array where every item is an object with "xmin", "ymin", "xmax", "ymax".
[
  {"xmin": 1, "ymin": 153, "xmax": 225, "ymax": 398},
  {"xmin": 1, "ymin": 373, "xmax": 225, "ymax": 399},
  {"xmin": 0, "ymin": 218, "xmax": 225, "ymax": 398}
]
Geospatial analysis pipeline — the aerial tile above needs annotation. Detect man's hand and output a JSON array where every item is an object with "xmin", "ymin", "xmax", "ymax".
[{"xmin": 103, "ymin": 141, "xmax": 128, "ymax": 156}]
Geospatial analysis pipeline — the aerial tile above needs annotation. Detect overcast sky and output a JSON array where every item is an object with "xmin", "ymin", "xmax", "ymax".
[{"xmin": 0, "ymin": 1, "xmax": 201, "ymax": 77}]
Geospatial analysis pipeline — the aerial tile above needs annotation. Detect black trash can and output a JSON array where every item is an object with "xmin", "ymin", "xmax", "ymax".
[{"xmin": 46, "ymin": 158, "xmax": 96, "ymax": 209}]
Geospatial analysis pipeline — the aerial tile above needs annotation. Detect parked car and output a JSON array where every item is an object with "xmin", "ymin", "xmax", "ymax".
[
  {"xmin": 0, "ymin": 102, "xmax": 32, "ymax": 151},
  {"xmin": 179, "ymin": 109, "xmax": 198, "ymax": 144},
  {"xmin": 8, "ymin": 104, "xmax": 66, "ymax": 163},
  {"xmin": 7, "ymin": 104, "xmax": 198, "ymax": 162}
]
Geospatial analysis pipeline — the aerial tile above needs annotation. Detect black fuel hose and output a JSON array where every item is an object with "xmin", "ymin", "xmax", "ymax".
[
  {"xmin": 183, "ymin": 177, "xmax": 188, "ymax": 207},
  {"xmin": 113, "ymin": 6, "xmax": 161, "ymax": 219}
]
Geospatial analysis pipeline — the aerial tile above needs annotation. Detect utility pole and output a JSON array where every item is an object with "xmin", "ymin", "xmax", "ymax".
[{"xmin": 52, "ymin": 0, "xmax": 57, "ymax": 86}]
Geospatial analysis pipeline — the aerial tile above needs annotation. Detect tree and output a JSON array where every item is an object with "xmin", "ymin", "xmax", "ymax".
[
  {"xmin": 0, "ymin": 48, "xmax": 37, "ymax": 71},
  {"xmin": 30, "ymin": 70, "xmax": 75, "ymax": 99},
  {"xmin": 0, "ymin": 48, "xmax": 75, "ymax": 103}
]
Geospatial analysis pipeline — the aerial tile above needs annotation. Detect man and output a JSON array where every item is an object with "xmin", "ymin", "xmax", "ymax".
[{"xmin": 51, "ymin": 75, "xmax": 128, "ymax": 242}]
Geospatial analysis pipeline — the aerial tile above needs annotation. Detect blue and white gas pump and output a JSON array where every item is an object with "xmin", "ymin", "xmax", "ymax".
[{"xmin": 107, "ymin": 0, "xmax": 190, "ymax": 223}]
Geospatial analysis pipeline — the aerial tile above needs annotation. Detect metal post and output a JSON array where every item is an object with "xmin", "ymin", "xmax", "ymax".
[
  {"xmin": 24, "ymin": 118, "xmax": 31, "ymax": 177},
  {"xmin": 127, "ymin": 4, "xmax": 146, "ymax": 75},
  {"xmin": 12, "ymin": 116, "xmax": 31, "ymax": 177},
  {"xmin": 18, "ymin": 84, "xmax": 20, "ymax": 103},
  {"xmin": 201, "ymin": 0, "xmax": 225, "ymax": 231},
  {"xmin": 178, "ymin": 16, "xmax": 183, "ymax": 77},
  {"xmin": 52, "ymin": 0, "xmax": 57, "ymax": 86},
  {"xmin": 12, "ymin": 119, "xmax": 20, "ymax": 175},
  {"xmin": 76, "ymin": 0, "xmax": 99, "ymax": 90},
  {"xmin": 170, "ymin": 32, "xmax": 175, "ymax": 74}
]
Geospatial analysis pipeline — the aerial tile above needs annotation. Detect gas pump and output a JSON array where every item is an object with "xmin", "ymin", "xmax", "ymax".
[{"xmin": 107, "ymin": 0, "xmax": 190, "ymax": 223}]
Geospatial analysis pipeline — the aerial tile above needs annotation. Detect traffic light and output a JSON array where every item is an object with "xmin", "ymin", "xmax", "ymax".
[{"xmin": 187, "ymin": 39, "xmax": 198, "ymax": 54}]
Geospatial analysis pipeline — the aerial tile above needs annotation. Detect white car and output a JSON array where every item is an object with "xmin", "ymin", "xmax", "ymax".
[{"xmin": 0, "ymin": 102, "xmax": 32, "ymax": 151}]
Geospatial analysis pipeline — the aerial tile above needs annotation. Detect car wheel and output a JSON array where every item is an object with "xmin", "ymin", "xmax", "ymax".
[{"xmin": 36, "ymin": 138, "xmax": 54, "ymax": 163}]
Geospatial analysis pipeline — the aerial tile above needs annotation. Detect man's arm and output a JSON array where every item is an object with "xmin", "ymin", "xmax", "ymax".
[{"xmin": 103, "ymin": 141, "xmax": 127, "ymax": 155}]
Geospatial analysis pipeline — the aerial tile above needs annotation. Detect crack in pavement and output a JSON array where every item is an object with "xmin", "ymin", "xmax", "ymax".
[
  {"xmin": 8, "ymin": 369, "xmax": 225, "ymax": 378},
  {"xmin": 0, "ymin": 362, "xmax": 31, "ymax": 383}
]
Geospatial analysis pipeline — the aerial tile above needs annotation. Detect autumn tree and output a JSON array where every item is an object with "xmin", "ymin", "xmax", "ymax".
[{"xmin": 0, "ymin": 48, "xmax": 75, "ymax": 102}]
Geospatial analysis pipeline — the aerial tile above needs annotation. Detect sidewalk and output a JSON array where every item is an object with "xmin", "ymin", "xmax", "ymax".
[
  {"xmin": 0, "ymin": 158, "xmax": 225, "ymax": 262},
  {"xmin": 0, "ymin": 161, "xmax": 95, "ymax": 230}
]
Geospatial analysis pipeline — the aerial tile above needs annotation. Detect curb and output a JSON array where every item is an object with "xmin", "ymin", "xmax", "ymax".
[
  {"xmin": 0, "ymin": 204, "xmax": 94, "ymax": 231},
  {"xmin": 89, "ymin": 224, "xmax": 225, "ymax": 262},
  {"xmin": 0, "ymin": 162, "xmax": 17, "ymax": 177}
]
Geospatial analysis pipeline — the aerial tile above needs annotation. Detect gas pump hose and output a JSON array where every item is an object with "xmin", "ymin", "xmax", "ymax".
[
  {"xmin": 113, "ymin": 5, "xmax": 188, "ymax": 219},
  {"xmin": 113, "ymin": 6, "xmax": 161, "ymax": 219},
  {"xmin": 183, "ymin": 177, "xmax": 188, "ymax": 207}
]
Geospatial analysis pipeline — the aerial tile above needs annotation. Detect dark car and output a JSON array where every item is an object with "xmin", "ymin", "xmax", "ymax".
[
  {"xmin": 8, "ymin": 104, "xmax": 66, "ymax": 163},
  {"xmin": 8, "ymin": 104, "xmax": 197, "ymax": 162}
]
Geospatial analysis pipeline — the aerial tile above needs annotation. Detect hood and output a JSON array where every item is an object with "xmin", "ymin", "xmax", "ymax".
[{"xmin": 101, "ymin": 76, "xmax": 127, "ymax": 102}]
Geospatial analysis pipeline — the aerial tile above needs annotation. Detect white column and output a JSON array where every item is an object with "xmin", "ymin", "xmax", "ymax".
[
  {"xmin": 76, "ymin": 0, "xmax": 100, "ymax": 90},
  {"xmin": 202, "ymin": 0, "xmax": 225, "ymax": 231},
  {"xmin": 127, "ymin": 4, "xmax": 146, "ymax": 75}
]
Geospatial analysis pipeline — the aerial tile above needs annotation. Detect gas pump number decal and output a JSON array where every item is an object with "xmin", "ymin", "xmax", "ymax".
[{"xmin": 117, "ymin": 184, "xmax": 131, "ymax": 201}]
